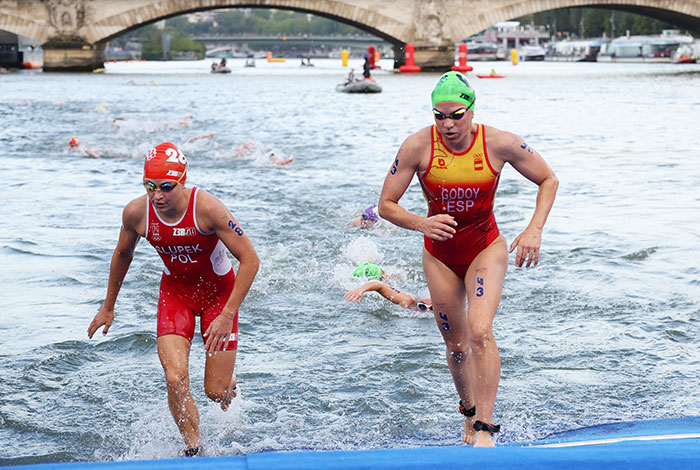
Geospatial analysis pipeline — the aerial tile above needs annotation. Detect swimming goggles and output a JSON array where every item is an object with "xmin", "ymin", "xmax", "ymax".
[
  {"xmin": 432, "ymin": 104, "xmax": 472, "ymax": 121},
  {"xmin": 143, "ymin": 181, "xmax": 178, "ymax": 193},
  {"xmin": 416, "ymin": 302, "xmax": 433, "ymax": 312}
]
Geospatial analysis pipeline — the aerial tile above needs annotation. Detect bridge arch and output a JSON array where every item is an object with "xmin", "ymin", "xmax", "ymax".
[
  {"xmin": 90, "ymin": 2, "xmax": 408, "ymax": 46},
  {"xmin": 451, "ymin": 1, "xmax": 700, "ymax": 39}
]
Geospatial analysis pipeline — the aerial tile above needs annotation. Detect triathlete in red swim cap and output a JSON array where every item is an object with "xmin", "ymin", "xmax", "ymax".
[
  {"xmin": 88, "ymin": 142, "xmax": 259, "ymax": 457},
  {"xmin": 378, "ymin": 71, "xmax": 558, "ymax": 447}
]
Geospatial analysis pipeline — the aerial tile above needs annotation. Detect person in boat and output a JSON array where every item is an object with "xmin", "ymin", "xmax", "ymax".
[
  {"xmin": 348, "ymin": 204, "xmax": 380, "ymax": 228},
  {"xmin": 377, "ymin": 71, "xmax": 558, "ymax": 447},
  {"xmin": 220, "ymin": 58, "xmax": 227, "ymax": 67},
  {"xmin": 87, "ymin": 142, "xmax": 259, "ymax": 457},
  {"xmin": 362, "ymin": 55, "xmax": 371, "ymax": 79},
  {"xmin": 345, "ymin": 68, "xmax": 356, "ymax": 85}
]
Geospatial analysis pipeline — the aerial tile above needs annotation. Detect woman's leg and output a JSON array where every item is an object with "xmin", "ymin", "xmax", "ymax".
[
  {"xmin": 422, "ymin": 249, "xmax": 477, "ymax": 444},
  {"xmin": 204, "ymin": 349, "xmax": 238, "ymax": 411},
  {"xmin": 157, "ymin": 334, "xmax": 199, "ymax": 450},
  {"xmin": 464, "ymin": 236, "xmax": 508, "ymax": 447}
]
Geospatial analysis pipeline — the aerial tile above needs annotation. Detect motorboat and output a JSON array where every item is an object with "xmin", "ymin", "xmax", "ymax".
[
  {"xmin": 463, "ymin": 42, "xmax": 500, "ymax": 61},
  {"xmin": 518, "ymin": 44, "xmax": 546, "ymax": 61},
  {"xmin": 671, "ymin": 43, "xmax": 697, "ymax": 63},
  {"xmin": 211, "ymin": 60, "xmax": 231, "ymax": 73},
  {"xmin": 597, "ymin": 31, "xmax": 694, "ymax": 63},
  {"xmin": 211, "ymin": 64, "xmax": 231, "ymax": 73},
  {"xmin": 336, "ymin": 78, "xmax": 382, "ymax": 93},
  {"xmin": 545, "ymin": 39, "xmax": 605, "ymax": 62}
]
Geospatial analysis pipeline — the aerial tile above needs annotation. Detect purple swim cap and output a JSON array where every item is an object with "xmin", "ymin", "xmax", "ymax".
[{"xmin": 362, "ymin": 204, "xmax": 379, "ymax": 223}]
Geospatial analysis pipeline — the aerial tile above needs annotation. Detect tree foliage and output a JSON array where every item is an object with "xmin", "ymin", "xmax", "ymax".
[
  {"xmin": 140, "ymin": 26, "xmax": 205, "ymax": 60},
  {"xmin": 165, "ymin": 8, "xmax": 365, "ymax": 36},
  {"xmin": 517, "ymin": 7, "xmax": 679, "ymax": 38}
]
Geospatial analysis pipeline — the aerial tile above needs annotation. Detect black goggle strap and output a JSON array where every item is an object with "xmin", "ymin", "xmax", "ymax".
[
  {"xmin": 458, "ymin": 400, "xmax": 476, "ymax": 417},
  {"xmin": 473, "ymin": 420, "xmax": 501, "ymax": 434}
]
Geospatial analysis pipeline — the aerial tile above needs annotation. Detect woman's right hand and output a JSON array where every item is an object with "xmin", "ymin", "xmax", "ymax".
[
  {"xmin": 88, "ymin": 306, "xmax": 114, "ymax": 339},
  {"xmin": 345, "ymin": 287, "xmax": 366, "ymax": 304}
]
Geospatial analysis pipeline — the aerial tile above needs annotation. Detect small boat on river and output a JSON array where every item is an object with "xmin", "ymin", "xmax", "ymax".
[
  {"xmin": 335, "ymin": 78, "xmax": 382, "ymax": 93},
  {"xmin": 477, "ymin": 69, "xmax": 505, "ymax": 79},
  {"xmin": 210, "ymin": 59, "xmax": 231, "ymax": 73}
]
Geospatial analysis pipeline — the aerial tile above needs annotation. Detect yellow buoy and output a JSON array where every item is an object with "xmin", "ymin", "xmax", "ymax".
[
  {"xmin": 342, "ymin": 49, "xmax": 349, "ymax": 67},
  {"xmin": 510, "ymin": 49, "xmax": 518, "ymax": 65}
]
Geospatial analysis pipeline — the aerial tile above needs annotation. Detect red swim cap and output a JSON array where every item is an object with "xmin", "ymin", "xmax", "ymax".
[{"xmin": 144, "ymin": 142, "xmax": 188, "ymax": 183}]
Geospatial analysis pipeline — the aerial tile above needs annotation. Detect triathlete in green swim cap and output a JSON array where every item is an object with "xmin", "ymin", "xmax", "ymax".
[
  {"xmin": 352, "ymin": 263, "xmax": 384, "ymax": 281},
  {"xmin": 376, "ymin": 70, "xmax": 559, "ymax": 447},
  {"xmin": 347, "ymin": 264, "xmax": 432, "ymax": 312}
]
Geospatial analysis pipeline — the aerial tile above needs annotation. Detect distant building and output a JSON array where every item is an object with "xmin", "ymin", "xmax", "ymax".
[{"xmin": 493, "ymin": 21, "xmax": 550, "ymax": 49}]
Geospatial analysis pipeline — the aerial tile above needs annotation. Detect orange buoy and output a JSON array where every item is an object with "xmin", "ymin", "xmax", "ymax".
[
  {"xmin": 22, "ymin": 61, "xmax": 42, "ymax": 70},
  {"xmin": 398, "ymin": 43, "xmax": 421, "ymax": 73}
]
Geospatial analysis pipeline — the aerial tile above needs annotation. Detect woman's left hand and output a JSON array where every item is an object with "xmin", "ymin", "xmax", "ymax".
[
  {"xmin": 203, "ymin": 312, "xmax": 235, "ymax": 354},
  {"xmin": 509, "ymin": 227, "xmax": 542, "ymax": 268}
]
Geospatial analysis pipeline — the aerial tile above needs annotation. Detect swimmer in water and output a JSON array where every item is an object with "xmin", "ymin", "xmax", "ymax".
[
  {"xmin": 349, "ymin": 204, "xmax": 380, "ymax": 228},
  {"xmin": 233, "ymin": 141, "xmax": 293, "ymax": 166},
  {"xmin": 186, "ymin": 133, "xmax": 216, "ymax": 143},
  {"xmin": 345, "ymin": 263, "xmax": 432, "ymax": 311},
  {"xmin": 69, "ymin": 136, "xmax": 98, "ymax": 158}
]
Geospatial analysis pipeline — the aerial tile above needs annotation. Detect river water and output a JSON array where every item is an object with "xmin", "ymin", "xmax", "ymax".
[{"xmin": 1, "ymin": 58, "xmax": 699, "ymax": 465}]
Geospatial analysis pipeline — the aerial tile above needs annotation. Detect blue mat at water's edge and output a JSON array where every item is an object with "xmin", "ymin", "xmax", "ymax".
[{"xmin": 6, "ymin": 418, "xmax": 700, "ymax": 470}]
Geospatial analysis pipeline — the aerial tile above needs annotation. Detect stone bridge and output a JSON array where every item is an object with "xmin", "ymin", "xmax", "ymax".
[{"xmin": 1, "ymin": 0, "xmax": 700, "ymax": 71}]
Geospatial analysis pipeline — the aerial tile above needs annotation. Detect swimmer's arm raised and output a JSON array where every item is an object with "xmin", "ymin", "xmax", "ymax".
[
  {"xmin": 378, "ymin": 133, "xmax": 456, "ymax": 241},
  {"xmin": 88, "ymin": 200, "xmax": 142, "ymax": 338}
]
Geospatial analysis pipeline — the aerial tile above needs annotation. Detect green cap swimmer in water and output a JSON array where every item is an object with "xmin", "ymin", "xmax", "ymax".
[
  {"xmin": 352, "ymin": 263, "xmax": 384, "ymax": 281},
  {"xmin": 431, "ymin": 71, "xmax": 476, "ymax": 111}
]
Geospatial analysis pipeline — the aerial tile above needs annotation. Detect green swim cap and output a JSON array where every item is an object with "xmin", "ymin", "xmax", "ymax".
[
  {"xmin": 431, "ymin": 71, "xmax": 476, "ymax": 110},
  {"xmin": 352, "ymin": 263, "xmax": 382, "ymax": 281}
]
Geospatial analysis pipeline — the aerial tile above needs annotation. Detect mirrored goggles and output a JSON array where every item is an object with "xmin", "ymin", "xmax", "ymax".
[
  {"xmin": 143, "ymin": 181, "xmax": 178, "ymax": 193},
  {"xmin": 432, "ymin": 104, "xmax": 472, "ymax": 121}
]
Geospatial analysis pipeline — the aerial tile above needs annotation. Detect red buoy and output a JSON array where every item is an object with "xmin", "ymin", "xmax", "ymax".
[
  {"xmin": 398, "ymin": 43, "xmax": 421, "ymax": 73},
  {"xmin": 451, "ymin": 43, "xmax": 473, "ymax": 73}
]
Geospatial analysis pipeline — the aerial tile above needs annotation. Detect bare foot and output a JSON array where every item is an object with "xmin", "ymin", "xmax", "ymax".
[
  {"xmin": 220, "ymin": 374, "xmax": 237, "ymax": 411},
  {"xmin": 462, "ymin": 416, "xmax": 476, "ymax": 445},
  {"xmin": 473, "ymin": 431, "xmax": 495, "ymax": 448}
]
